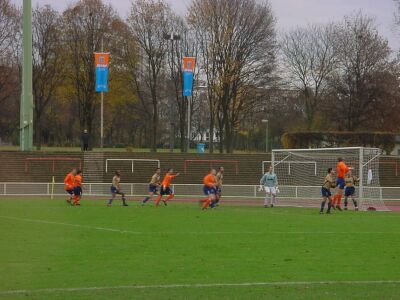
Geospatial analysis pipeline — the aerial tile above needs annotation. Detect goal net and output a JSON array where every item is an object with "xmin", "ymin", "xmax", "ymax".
[{"xmin": 271, "ymin": 147, "xmax": 389, "ymax": 211}]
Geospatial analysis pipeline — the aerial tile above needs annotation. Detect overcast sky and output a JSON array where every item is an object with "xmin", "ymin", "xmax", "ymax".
[{"xmin": 11, "ymin": 0, "xmax": 399, "ymax": 49}]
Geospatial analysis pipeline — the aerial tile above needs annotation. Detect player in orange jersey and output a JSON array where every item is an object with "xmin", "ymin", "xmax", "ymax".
[
  {"xmin": 332, "ymin": 157, "xmax": 353, "ymax": 210},
  {"xmin": 64, "ymin": 168, "xmax": 77, "ymax": 204},
  {"xmin": 72, "ymin": 169, "xmax": 83, "ymax": 206},
  {"xmin": 210, "ymin": 166, "xmax": 224, "ymax": 208},
  {"xmin": 155, "ymin": 168, "xmax": 180, "ymax": 207},
  {"xmin": 201, "ymin": 169, "xmax": 217, "ymax": 210}
]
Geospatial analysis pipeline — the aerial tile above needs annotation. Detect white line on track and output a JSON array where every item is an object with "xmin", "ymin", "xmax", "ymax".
[
  {"xmin": 1, "ymin": 280, "xmax": 400, "ymax": 295},
  {"xmin": 1, "ymin": 215, "xmax": 399, "ymax": 235}
]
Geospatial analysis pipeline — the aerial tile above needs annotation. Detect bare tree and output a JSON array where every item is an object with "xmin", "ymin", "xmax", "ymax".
[
  {"xmin": 190, "ymin": 86, "xmax": 209, "ymax": 144},
  {"xmin": 188, "ymin": 0, "xmax": 276, "ymax": 153},
  {"xmin": 394, "ymin": 0, "xmax": 400, "ymax": 29},
  {"xmin": 0, "ymin": 0, "xmax": 20, "ymax": 142},
  {"xmin": 329, "ymin": 12, "xmax": 393, "ymax": 131},
  {"xmin": 0, "ymin": 0, "xmax": 18, "ymax": 58},
  {"xmin": 32, "ymin": 5, "xmax": 65, "ymax": 149},
  {"xmin": 188, "ymin": 3, "xmax": 219, "ymax": 153},
  {"xmin": 62, "ymin": 0, "xmax": 120, "ymax": 145},
  {"xmin": 0, "ymin": 0, "xmax": 20, "ymax": 105},
  {"xmin": 125, "ymin": 0, "xmax": 173, "ymax": 152},
  {"xmin": 281, "ymin": 24, "xmax": 337, "ymax": 130},
  {"xmin": 165, "ymin": 15, "xmax": 200, "ymax": 152},
  {"xmin": 365, "ymin": 66, "xmax": 400, "ymax": 131}
]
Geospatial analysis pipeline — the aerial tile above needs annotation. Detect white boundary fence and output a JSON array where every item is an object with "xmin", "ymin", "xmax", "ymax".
[{"xmin": 0, "ymin": 182, "xmax": 399, "ymax": 203}]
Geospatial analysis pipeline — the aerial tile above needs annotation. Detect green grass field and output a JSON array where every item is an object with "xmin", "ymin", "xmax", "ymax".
[{"xmin": 0, "ymin": 199, "xmax": 400, "ymax": 300}]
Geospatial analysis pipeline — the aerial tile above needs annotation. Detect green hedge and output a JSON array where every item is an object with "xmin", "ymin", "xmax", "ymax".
[{"xmin": 281, "ymin": 132, "xmax": 396, "ymax": 154}]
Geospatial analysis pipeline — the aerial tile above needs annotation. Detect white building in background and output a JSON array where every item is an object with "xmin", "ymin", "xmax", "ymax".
[
  {"xmin": 188, "ymin": 81, "xmax": 221, "ymax": 146},
  {"xmin": 192, "ymin": 130, "xmax": 220, "ymax": 144},
  {"xmin": 390, "ymin": 136, "xmax": 400, "ymax": 156}
]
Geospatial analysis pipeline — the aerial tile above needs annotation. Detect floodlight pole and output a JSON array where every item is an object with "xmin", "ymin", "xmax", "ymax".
[
  {"xmin": 164, "ymin": 33, "xmax": 181, "ymax": 152},
  {"xmin": 20, "ymin": 0, "xmax": 33, "ymax": 151}
]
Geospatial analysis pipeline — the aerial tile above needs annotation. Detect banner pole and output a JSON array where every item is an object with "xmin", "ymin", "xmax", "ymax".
[
  {"xmin": 182, "ymin": 57, "xmax": 196, "ymax": 153},
  {"xmin": 101, "ymin": 92, "xmax": 104, "ymax": 148},
  {"xmin": 187, "ymin": 96, "xmax": 191, "ymax": 152},
  {"xmin": 100, "ymin": 38, "xmax": 104, "ymax": 149}
]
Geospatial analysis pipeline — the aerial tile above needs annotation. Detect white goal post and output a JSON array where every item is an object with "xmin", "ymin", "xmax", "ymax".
[{"xmin": 271, "ymin": 147, "xmax": 389, "ymax": 211}]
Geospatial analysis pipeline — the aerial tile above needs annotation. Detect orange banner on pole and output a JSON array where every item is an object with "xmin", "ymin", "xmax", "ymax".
[
  {"xmin": 183, "ymin": 57, "xmax": 196, "ymax": 97},
  {"xmin": 94, "ymin": 52, "xmax": 110, "ymax": 68},
  {"xmin": 183, "ymin": 57, "xmax": 196, "ymax": 72},
  {"xmin": 94, "ymin": 52, "xmax": 110, "ymax": 92}
]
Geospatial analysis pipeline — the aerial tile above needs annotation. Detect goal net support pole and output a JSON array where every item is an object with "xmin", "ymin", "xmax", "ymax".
[{"xmin": 359, "ymin": 148, "xmax": 364, "ymax": 202}]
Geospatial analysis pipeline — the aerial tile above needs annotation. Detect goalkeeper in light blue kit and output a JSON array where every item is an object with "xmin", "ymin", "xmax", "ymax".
[{"xmin": 259, "ymin": 165, "xmax": 279, "ymax": 208}]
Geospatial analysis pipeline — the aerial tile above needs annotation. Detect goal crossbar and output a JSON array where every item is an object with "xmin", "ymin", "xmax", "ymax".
[{"xmin": 262, "ymin": 160, "xmax": 317, "ymax": 176}]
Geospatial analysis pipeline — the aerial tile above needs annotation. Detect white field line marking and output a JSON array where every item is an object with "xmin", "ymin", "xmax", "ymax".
[
  {"xmin": 1, "ymin": 280, "xmax": 400, "ymax": 295},
  {"xmin": 1, "ymin": 215, "xmax": 400, "ymax": 235},
  {"xmin": 0, "ymin": 216, "xmax": 143, "ymax": 234}
]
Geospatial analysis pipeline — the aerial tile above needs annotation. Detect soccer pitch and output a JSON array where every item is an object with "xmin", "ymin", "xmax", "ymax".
[{"xmin": 0, "ymin": 199, "xmax": 400, "ymax": 300}]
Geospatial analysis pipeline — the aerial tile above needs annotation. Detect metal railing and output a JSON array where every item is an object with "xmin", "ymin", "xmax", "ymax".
[
  {"xmin": 24, "ymin": 157, "xmax": 82, "ymax": 172},
  {"xmin": 0, "ymin": 182, "xmax": 399, "ymax": 202},
  {"xmin": 105, "ymin": 159, "xmax": 160, "ymax": 173}
]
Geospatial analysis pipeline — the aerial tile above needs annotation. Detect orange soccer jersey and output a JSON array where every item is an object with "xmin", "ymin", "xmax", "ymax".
[
  {"xmin": 64, "ymin": 173, "xmax": 74, "ymax": 190},
  {"xmin": 203, "ymin": 174, "xmax": 216, "ymax": 187},
  {"xmin": 336, "ymin": 161, "xmax": 349, "ymax": 179},
  {"xmin": 162, "ymin": 174, "xmax": 177, "ymax": 187},
  {"xmin": 74, "ymin": 175, "xmax": 83, "ymax": 187}
]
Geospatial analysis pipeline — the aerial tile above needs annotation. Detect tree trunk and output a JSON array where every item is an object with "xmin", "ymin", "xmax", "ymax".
[
  {"xmin": 151, "ymin": 101, "xmax": 158, "ymax": 152},
  {"xmin": 304, "ymin": 91, "xmax": 320, "ymax": 131},
  {"xmin": 219, "ymin": 107, "xmax": 227, "ymax": 153},
  {"xmin": 209, "ymin": 114, "xmax": 215, "ymax": 154},
  {"xmin": 218, "ymin": 128, "xmax": 224, "ymax": 153},
  {"xmin": 87, "ymin": 114, "xmax": 93, "ymax": 150},
  {"xmin": 179, "ymin": 122, "xmax": 185, "ymax": 152},
  {"xmin": 224, "ymin": 119, "xmax": 235, "ymax": 154},
  {"xmin": 34, "ymin": 110, "xmax": 42, "ymax": 150},
  {"xmin": 179, "ymin": 97, "xmax": 186, "ymax": 152},
  {"xmin": 217, "ymin": 110, "xmax": 223, "ymax": 153},
  {"xmin": 306, "ymin": 110, "xmax": 314, "ymax": 130}
]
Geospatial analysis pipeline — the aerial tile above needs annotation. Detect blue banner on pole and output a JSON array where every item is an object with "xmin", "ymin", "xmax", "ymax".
[
  {"xmin": 95, "ymin": 67, "xmax": 109, "ymax": 92},
  {"xmin": 95, "ymin": 52, "xmax": 110, "ymax": 93},
  {"xmin": 183, "ymin": 71, "xmax": 194, "ymax": 96}
]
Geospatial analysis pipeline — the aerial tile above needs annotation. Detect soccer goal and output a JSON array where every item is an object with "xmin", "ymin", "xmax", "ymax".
[{"xmin": 271, "ymin": 147, "xmax": 389, "ymax": 211}]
